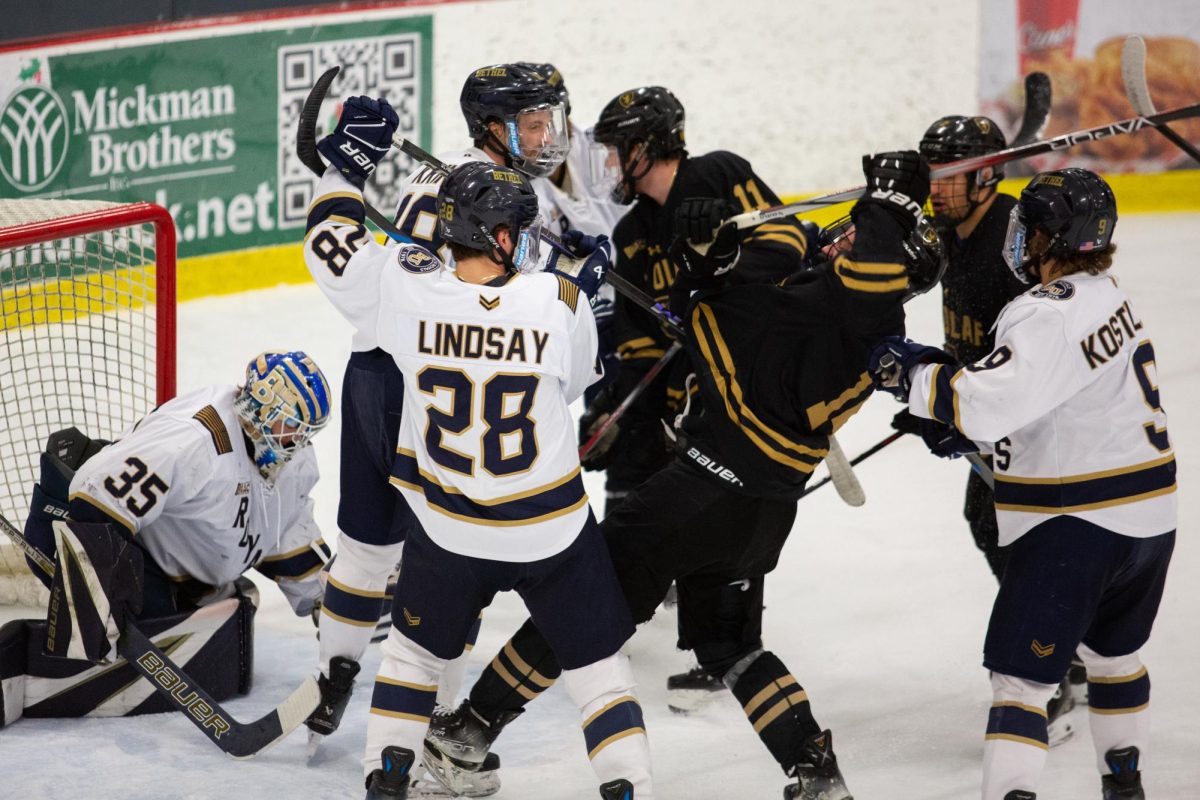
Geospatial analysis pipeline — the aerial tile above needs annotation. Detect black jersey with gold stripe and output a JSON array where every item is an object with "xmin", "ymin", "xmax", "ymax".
[
  {"xmin": 678, "ymin": 204, "xmax": 909, "ymax": 498},
  {"xmin": 603, "ymin": 150, "xmax": 812, "ymax": 492}
]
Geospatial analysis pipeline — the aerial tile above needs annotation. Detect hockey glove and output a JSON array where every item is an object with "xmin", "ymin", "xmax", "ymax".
[
  {"xmin": 578, "ymin": 383, "xmax": 621, "ymax": 470},
  {"xmin": 868, "ymin": 335, "xmax": 955, "ymax": 399},
  {"xmin": 316, "ymin": 96, "xmax": 399, "ymax": 189},
  {"xmin": 547, "ymin": 230, "xmax": 612, "ymax": 304},
  {"xmin": 858, "ymin": 151, "xmax": 931, "ymax": 233},
  {"xmin": 669, "ymin": 221, "xmax": 740, "ymax": 285},
  {"xmin": 919, "ymin": 419, "xmax": 979, "ymax": 459},
  {"xmin": 674, "ymin": 197, "xmax": 741, "ymax": 245},
  {"xmin": 890, "ymin": 408, "xmax": 924, "ymax": 435}
]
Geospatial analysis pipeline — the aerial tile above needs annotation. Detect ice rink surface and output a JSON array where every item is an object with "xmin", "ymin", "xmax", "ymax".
[{"xmin": 2, "ymin": 214, "xmax": 1198, "ymax": 799}]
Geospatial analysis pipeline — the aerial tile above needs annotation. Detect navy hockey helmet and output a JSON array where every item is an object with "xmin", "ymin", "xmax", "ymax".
[
  {"xmin": 516, "ymin": 62, "xmax": 570, "ymax": 117},
  {"xmin": 1002, "ymin": 168, "xmax": 1117, "ymax": 282},
  {"xmin": 919, "ymin": 115, "xmax": 1008, "ymax": 185},
  {"xmin": 588, "ymin": 86, "xmax": 687, "ymax": 204},
  {"xmin": 460, "ymin": 63, "xmax": 569, "ymax": 177},
  {"xmin": 437, "ymin": 161, "xmax": 543, "ymax": 272}
]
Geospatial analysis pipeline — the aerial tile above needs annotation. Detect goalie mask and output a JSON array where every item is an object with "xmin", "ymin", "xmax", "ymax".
[
  {"xmin": 438, "ymin": 161, "xmax": 543, "ymax": 272},
  {"xmin": 235, "ymin": 351, "xmax": 331, "ymax": 483},
  {"xmin": 1002, "ymin": 168, "xmax": 1117, "ymax": 284},
  {"xmin": 820, "ymin": 214, "xmax": 948, "ymax": 299},
  {"xmin": 460, "ymin": 63, "xmax": 570, "ymax": 178}
]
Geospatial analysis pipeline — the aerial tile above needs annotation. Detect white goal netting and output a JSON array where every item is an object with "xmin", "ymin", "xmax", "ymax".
[{"xmin": 0, "ymin": 200, "xmax": 175, "ymax": 606}]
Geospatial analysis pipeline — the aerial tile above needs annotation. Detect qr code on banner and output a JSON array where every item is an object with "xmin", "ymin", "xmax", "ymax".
[{"xmin": 277, "ymin": 34, "xmax": 423, "ymax": 230}]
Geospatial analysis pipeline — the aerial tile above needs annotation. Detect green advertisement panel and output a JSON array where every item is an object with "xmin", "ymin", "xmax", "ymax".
[{"xmin": 0, "ymin": 16, "xmax": 432, "ymax": 257}]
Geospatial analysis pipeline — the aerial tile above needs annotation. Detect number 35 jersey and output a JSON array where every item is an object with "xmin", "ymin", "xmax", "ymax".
[
  {"xmin": 908, "ymin": 272, "xmax": 1177, "ymax": 546},
  {"xmin": 67, "ymin": 384, "xmax": 326, "ymax": 605},
  {"xmin": 305, "ymin": 170, "xmax": 600, "ymax": 562}
]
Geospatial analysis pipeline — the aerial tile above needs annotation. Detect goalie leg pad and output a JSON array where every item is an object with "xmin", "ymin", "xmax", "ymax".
[
  {"xmin": 1, "ymin": 582, "xmax": 257, "ymax": 725},
  {"xmin": 47, "ymin": 520, "xmax": 144, "ymax": 663}
]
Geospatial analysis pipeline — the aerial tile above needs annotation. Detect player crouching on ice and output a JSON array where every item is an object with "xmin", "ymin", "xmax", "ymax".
[
  {"xmin": 0, "ymin": 351, "xmax": 333, "ymax": 727},
  {"xmin": 869, "ymin": 168, "xmax": 1175, "ymax": 800}
]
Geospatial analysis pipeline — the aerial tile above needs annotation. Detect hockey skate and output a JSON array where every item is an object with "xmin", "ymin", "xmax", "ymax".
[
  {"xmin": 366, "ymin": 746, "xmax": 415, "ymax": 799},
  {"xmin": 1067, "ymin": 661, "xmax": 1089, "ymax": 706},
  {"xmin": 305, "ymin": 656, "xmax": 361, "ymax": 761},
  {"xmin": 1101, "ymin": 746, "xmax": 1145, "ymax": 800},
  {"xmin": 1046, "ymin": 676, "xmax": 1076, "ymax": 747},
  {"xmin": 666, "ymin": 665, "xmax": 727, "ymax": 714},
  {"xmin": 599, "ymin": 778, "xmax": 634, "ymax": 799},
  {"xmin": 782, "ymin": 729, "xmax": 853, "ymax": 800},
  {"xmin": 421, "ymin": 701, "xmax": 515, "ymax": 797}
]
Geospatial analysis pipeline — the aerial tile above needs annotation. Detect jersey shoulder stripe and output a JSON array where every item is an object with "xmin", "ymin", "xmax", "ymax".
[
  {"xmin": 192, "ymin": 405, "xmax": 233, "ymax": 455},
  {"xmin": 556, "ymin": 274, "xmax": 580, "ymax": 312},
  {"xmin": 389, "ymin": 449, "xmax": 587, "ymax": 526}
]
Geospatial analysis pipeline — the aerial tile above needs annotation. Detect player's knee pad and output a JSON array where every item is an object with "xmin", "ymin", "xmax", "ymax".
[
  {"xmin": 379, "ymin": 625, "xmax": 447, "ymax": 684},
  {"xmin": 560, "ymin": 651, "xmax": 637, "ymax": 713},
  {"xmin": 320, "ymin": 537, "xmax": 401, "ymax": 626},
  {"xmin": 1077, "ymin": 643, "xmax": 1150, "ymax": 716},
  {"xmin": 991, "ymin": 672, "xmax": 1059, "ymax": 707}
]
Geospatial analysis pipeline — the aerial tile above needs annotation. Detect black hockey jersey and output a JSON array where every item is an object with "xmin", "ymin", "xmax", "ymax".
[
  {"xmin": 603, "ymin": 151, "xmax": 812, "ymax": 491},
  {"xmin": 678, "ymin": 204, "xmax": 908, "ymax": 499},
  {"xmin": 939, "ymin": 194, "xmax": 1027, "ymax": 363}
]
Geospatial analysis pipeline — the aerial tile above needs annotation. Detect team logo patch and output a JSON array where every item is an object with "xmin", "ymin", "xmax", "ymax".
[
  {"xmin": 619, "ymin": 91, "xmax": 635, "ymax": 108},
  {"xmin": 1031, "ymin": 280, "xmax": 1074, "ymax": 300},
  {"xmin": 397, "ymin": 244, "xmax": 440, "ymax": 274}
]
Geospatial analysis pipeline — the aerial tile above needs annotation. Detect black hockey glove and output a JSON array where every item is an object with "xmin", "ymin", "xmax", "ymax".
[
  {"xmin": 317, "ymin": 96, "xmax": 399, "ymax": 189},
  {"xmin": 578, "ymin": 383, "xmax": 621, "ymax": 470},
  {"xmin": 890, "ymin": 409, "xmax": 924, "ymax": 436},
  {"xmin": 858, "ymin": 151, "xmax": 931, "ymax": 233},
  {"xmin": 669, "ymin": 222, "xmax": 740, "ymax": 285},
  {"xmin": 674, "ymin": 198, "xmax": 741, "ymax": 244},
  {"xmin": 868, "ymin": 335, "xmax": 955, "ymax": 398},
  {"xmin": 919, "ymin": 419, "xmax": 979, "ymax": 459}
]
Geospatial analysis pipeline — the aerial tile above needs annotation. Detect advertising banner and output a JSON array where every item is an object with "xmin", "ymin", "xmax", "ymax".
[
  {"xmin": 980, "ymin": 0, "xmax": 1200, "ymax": 174},
  {"xmin": 0, "ymin": 16, "xmax": 432, "ymax": 257}
]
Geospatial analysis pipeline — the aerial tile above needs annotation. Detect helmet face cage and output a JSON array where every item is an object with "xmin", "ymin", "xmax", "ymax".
[{"xmin": 235, "ymin": 351, "xmax": 331, "ymax": 480}]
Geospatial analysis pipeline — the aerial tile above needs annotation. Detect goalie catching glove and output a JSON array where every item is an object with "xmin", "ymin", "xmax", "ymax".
[{"xmin": 316, "ymin": 96, "xmax": 399, "ymax": 189}]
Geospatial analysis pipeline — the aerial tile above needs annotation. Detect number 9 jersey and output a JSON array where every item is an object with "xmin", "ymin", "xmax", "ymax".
[
  {"xmin": 906, "ymin": 272, "xmax": 1177, "ymax": 546},
  {"xmin": 305, "ymin": 169, "xmax": 601, "ymax": 563},
  {"xmin": 67, "ymin": 384, "xmax": 327, "ymax": 609}
]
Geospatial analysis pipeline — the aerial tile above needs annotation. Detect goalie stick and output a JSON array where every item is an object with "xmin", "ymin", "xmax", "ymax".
[
  {"xmin": 725, "ymin": 98, "xmax": 1200, "ymax": 228},
  {"xmin": 1121, "ymin": 35, "xmax": 1200, "ymax": 164},
  {"xmin": 0, "ymin": 512, "xmax": 319, "ymax": 759}
]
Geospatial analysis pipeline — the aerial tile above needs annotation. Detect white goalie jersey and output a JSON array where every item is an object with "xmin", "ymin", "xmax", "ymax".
[
  {"xmin": 306, "ymin": 169, "xmax": 600, "ymax": 562},
  {"xmin": 908, "ymin": 272, "xmax": 1177, "ymax": 546},
  {"xmin": 67, "ymin": 384, "xmax": 326, "ymax": 612}
]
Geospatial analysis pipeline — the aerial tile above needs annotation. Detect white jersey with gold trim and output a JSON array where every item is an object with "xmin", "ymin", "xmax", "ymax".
[
  {"xmin": 305, "ymin": 169, "xmax": 600, "ymax": 562},
  {"xmin": 908, "ymin": 271, "xmax": 1177, "ymax": 546},
  {"xmin": 392, "ymin": 147, "xmax": 490, "ymax": 263},
  {"xmin": 67, "ymin": 384, "xmax": 326, "ymax": 610}
]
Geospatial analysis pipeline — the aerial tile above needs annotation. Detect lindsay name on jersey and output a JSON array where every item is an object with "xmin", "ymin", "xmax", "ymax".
[
  {"xmin": 1080, "ymin": 299, "xmax": 1144, "ymax": 370},
  {"xmin": 418, "ymin": 320, "xmax": 550, "ymax": 364}
]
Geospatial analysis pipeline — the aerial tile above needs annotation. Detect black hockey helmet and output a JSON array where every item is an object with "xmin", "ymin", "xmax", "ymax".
[
  {"xmin": 460, "ymin": 64, "xmax": 569, "ymax": 177},
  {"xmin": 437, "ymin": 161, "xmax": 543, "ymax": 271},
  {"xmin": 1002, "ymin": 168, "xmax": 1117, "ymax": 282},
  {"xmin": 919, "ymin": 115, "xmax": 1008, "ymax": 182},
  {"xmin": 588, "ymin": 86, "xmax": 687, "ymax": 204},
  {"xmin": 820, "ymin": 214, "xmax": 948, "ymax": 299},
  {"xmin": 516, "ymin": 62, "xmax": 570, "ymax": 117}
]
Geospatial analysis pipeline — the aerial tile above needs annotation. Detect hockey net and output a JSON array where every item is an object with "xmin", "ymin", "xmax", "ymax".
[{"xmin": 0, "ymin": 200, "xmax": 176, "ymax": 606}]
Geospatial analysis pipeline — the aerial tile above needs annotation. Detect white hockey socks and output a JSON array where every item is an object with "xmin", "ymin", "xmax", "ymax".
[
  {"xmin": 561, "ymin": 652, "xmax": 654, "ymax": 799},
  {"xmin": 1078, "ymin": 643, "xmax": 1151, "ymax": 775},
  {"xmin": 364, "ymin": 627, "xmax": 445, "ymax": 777},
  {"xmin": 982, "ymin": 673, "xmax": 1056, "ymax": 800},
  {"xmin": 318, "ymin": 536, "xmax": 402, "ymax": 677}
]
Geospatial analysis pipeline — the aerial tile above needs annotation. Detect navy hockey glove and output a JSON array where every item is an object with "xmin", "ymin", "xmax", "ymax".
[
  {"xmin": 868, "ymin": 335, "xmax": 954, "ymax": 398},
  {"xmin": 894, "ymin": 409, "xmax": 978, "ymax": 458},
  {"xmin": 858, "ymin": 151, "xmax": 931, "ymax": 232},
  {"xmin": 547, "ymin": 230, "xmax": 612, "ymax": 304},
  {"xmin": 317, "ymin": 96, "xmax": 399, "ymax": 189},
  {"xmin": 674, "ymin": 197, "xmax": 740, "ymax": 244}
]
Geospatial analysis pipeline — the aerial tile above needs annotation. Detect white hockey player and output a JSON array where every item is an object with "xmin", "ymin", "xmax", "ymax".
[
  {"xmin": 304, "ymin": 94, "xmax": 653, "ymax": 800},
  {"xmin": 2, "ymin": 351, "xmax": 331, "ymax": 725},
  {"xmin": 306, "ymin": 65, "xmax": 573, "ymax": 757},
  {"xmin": 870, "ymin": 168, "xmax": 1175, "ymax": 800}
]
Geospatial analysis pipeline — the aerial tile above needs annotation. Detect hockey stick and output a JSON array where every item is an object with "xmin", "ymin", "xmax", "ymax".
[
  {"xmin": 800, "ymin": 431, "xmax": 903, "ymax": 499},
  {"xmin": 0, "ymin": 513, "xmax": 319, "ymax": 759},
  {"xmin": 1011, "ymin": 71, "xmax": 1053, "ymax": 147},
  {"xmin": 579, "ymin": 341, "xmax": 683, "ymax": 460},
  {"xmin": 725, "ymin": 99, "xmax": 1200, "ymax": 228},
  {"xmin": 1121, "ymin": 36, "xmax": 1200, "ymax": 164}
]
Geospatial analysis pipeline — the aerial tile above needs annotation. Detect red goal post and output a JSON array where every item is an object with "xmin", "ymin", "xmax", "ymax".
[{"xmin": 0, "ymin": 200, "xmax": 176, "ymax": 605}]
